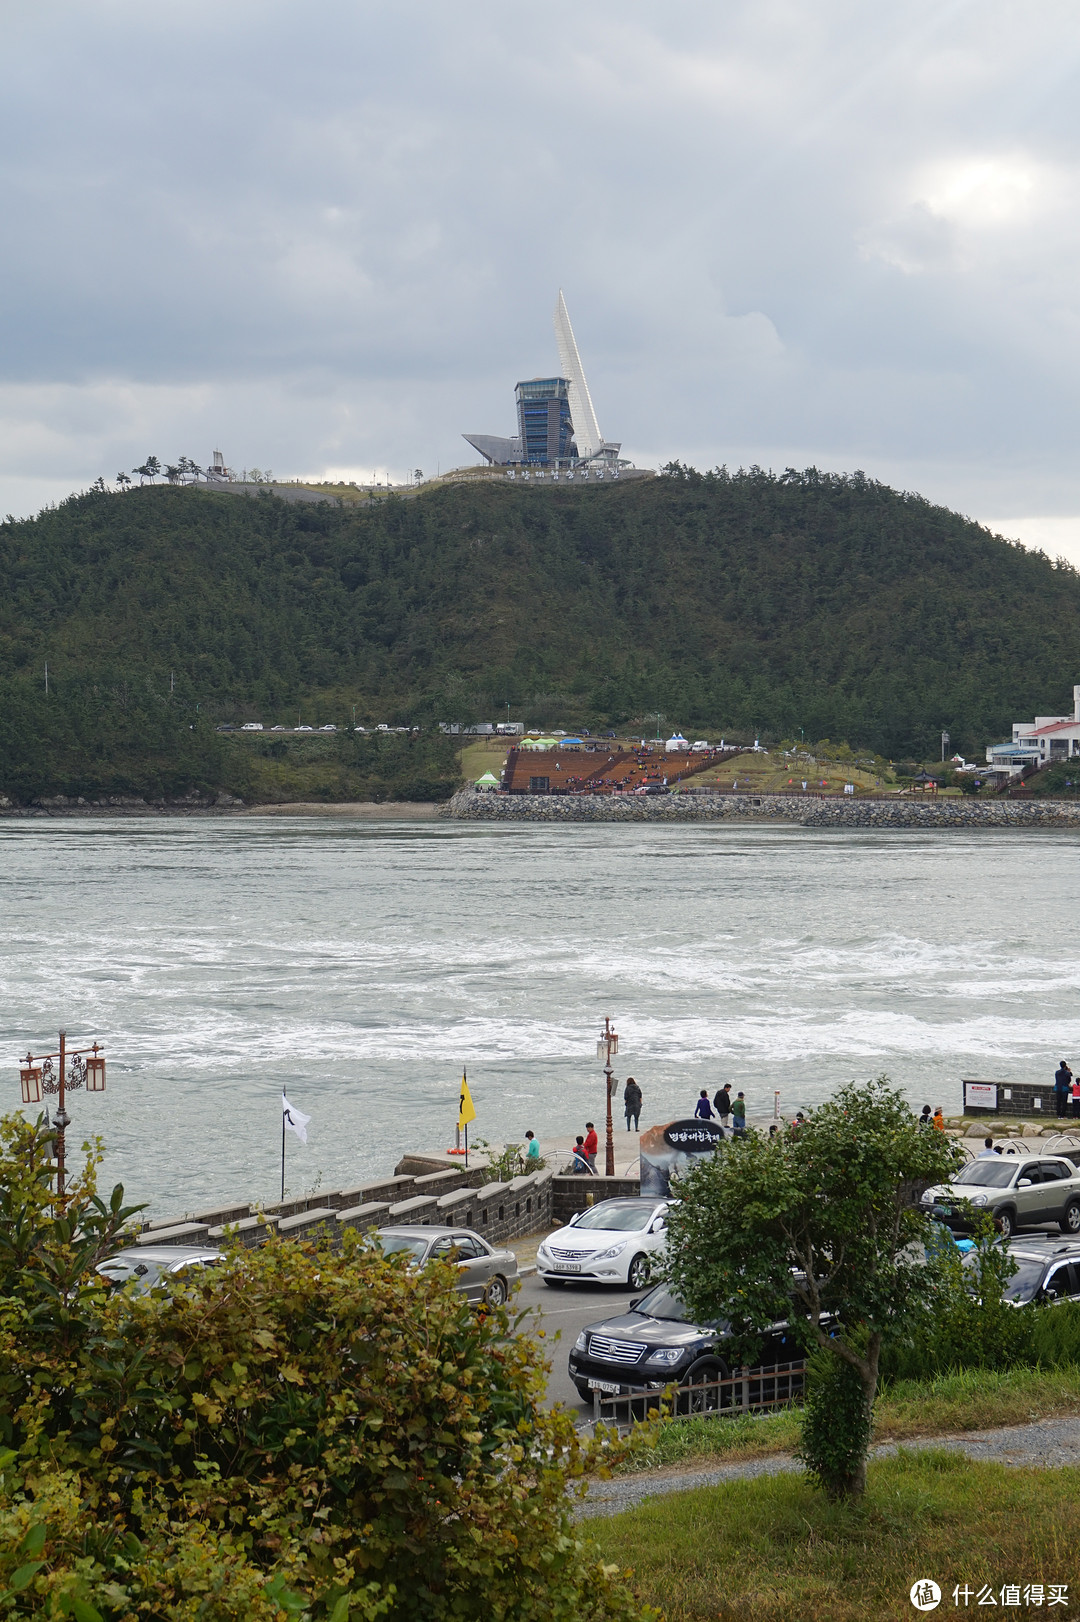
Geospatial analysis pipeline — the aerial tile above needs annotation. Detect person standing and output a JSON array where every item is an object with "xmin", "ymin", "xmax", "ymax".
[
  {"xmin": 713, "ymin": 1084, "xmax": 732, "ymax": 1128},
  {"xmin": 1072, "ymin": 1074, "xmax": 1080, "ymax": 1120},
  {"xmin": 524, "ymin": 1130, "xmax": 541, "ymax": 1163},
  {"xmin": 1054, "ymin": 1060, "xmax": 1073, "ymax": 1119},
  {"xmin": 976, "ymin": 1136, "xmax": 997, "ymax": 1158},
  {"xmin": 732, "ymin": 1091, "xmax": 747, "ymax": 1136},
  {"xmin": 694, "ymin": 1090, "xmax": 714, "ymax": 1120},
  {"xmin": 583, "ymin": 1121, "xmax": 598, "ymax": 1172},
  {"xmin": 571, "ymin": 1136, "xmax": 590, "ymax": 1174},
  {"xmin": 932, "ymin": 1107, "xmax": 945, "ymax": 1132},
  {"xmin": 623, "ymin": 1077, "xmax": 642, "ymax": 1132},
  {"xmin": 918, "ymin": 1105, "xmax": 933, "ymax": 1129}
]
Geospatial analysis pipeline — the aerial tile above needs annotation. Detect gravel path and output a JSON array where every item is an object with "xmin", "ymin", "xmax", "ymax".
[{"xmin": 578, "ymin": 1416, "xmax": 1080, "ymax": 1519}]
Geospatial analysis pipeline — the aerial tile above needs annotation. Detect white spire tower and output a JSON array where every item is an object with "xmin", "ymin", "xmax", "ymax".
[{"xmin": 554, "ymin": 290, "xmax": 603, "ymax": 461}]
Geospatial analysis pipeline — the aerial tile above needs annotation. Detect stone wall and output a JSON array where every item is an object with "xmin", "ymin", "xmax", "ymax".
[
  {"xmin": 442, "ymin": 788, "xmax": 1080, "ymax": 830},
  {"xmin": 131, "ymin": 1165, "xmax": 556, "ymax": 1255},
  {"xmin": 551, "ymin": 1174, "xmax": 641, "ymax": 1225},
  {"xmin": 962, "ymin": 1080, "xmax": 1062, "ymax": 1118}
]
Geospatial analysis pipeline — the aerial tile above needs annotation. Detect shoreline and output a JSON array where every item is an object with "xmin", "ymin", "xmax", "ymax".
[
  {"xmin": 0, "ymin": 800, "xmax": 443, "ymax": 820},
  {"xmin": 4, "ymin": 792, "xmax": 1080, "ymax": 828}
]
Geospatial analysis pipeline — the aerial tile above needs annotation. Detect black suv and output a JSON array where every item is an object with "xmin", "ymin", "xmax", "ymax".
[{"xmin": 567, "ymin": 1281, "xmax": 806, "ymax": 1408}]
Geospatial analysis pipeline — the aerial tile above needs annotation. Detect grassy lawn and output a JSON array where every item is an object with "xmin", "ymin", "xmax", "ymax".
[
  {"xmin": 675, "ymin": 750, "xmax": 883, "ymax": 794},
  {"xmin": 458, "ymin": 738, "xmax": 511, "ymax": 783},
  {"xmin": 591, "ymin": 1450, "xmax": 1080, "ymax": 1622},
  {"xmin": 618, "ymin": 1365, "xmax": 1080, "ymax": 1475}
]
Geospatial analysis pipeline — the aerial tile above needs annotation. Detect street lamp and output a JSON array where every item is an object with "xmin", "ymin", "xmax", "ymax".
[
  {"xmin": 595, "ymin": 1016, "xmax": 619, "ymax": 1176},
  {"xmin": 18, "ymin": 1030, "xmax": 106, "ymax": 1203}
]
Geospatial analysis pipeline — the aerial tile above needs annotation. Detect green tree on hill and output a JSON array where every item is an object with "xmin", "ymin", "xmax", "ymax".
[{"xmin": 663, "ymin": 1078, "xmax": 962, "ymax": 1500}]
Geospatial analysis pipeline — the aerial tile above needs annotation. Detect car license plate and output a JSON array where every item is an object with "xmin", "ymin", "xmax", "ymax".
[
  {"xmin": 553, "ymin": 1262, "xmax": 581, "ymax": 1273},
  {"xmin": 588, "ymin": 1379, "xmax": 621, "ymax": 1394},
  {"xmin": 938, "ymin": 1205, "xmax": 953, "ymax": 1217}
]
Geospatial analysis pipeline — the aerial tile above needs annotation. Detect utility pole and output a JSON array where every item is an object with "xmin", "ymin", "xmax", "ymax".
[{"xmin": 596, "ymin": 1016, "xmax": 620, "ymax": 1177}]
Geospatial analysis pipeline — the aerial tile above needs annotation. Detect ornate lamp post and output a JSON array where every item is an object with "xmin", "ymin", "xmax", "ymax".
[
  {"xmin": 19, "ymin": 1030, "xmax": 106, "ymax": 1203},
  {"xmin": 595, "ymin": 1016, "xmax": 619, "ymax": 1176}
]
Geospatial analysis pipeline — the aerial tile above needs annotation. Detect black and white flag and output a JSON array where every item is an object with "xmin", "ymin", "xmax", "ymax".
[{"xmin": 282, "ymin": 1092, "xmax": 311, "ymax": 1143}]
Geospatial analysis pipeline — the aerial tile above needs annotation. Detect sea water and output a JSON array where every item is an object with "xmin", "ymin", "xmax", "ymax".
[{"xmin": 1, "ymin": 817, "xmax": 1078, "ymax": 1213}]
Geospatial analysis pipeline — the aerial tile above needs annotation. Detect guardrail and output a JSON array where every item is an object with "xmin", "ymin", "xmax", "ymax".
[{"xmin": 591, "ymin": 1358, "xmax": 806, "ymax": 1431}]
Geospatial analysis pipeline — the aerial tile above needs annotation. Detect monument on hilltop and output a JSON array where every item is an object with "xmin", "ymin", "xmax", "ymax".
[{"xmin": 463, "ymin": 291, "xmax": 623, "ymax": 471}]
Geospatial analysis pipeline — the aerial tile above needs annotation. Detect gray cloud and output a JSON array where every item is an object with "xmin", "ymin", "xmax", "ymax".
[{"xmin": 2, "ymin": 0, "xmax": 1080, "ymax": 524}]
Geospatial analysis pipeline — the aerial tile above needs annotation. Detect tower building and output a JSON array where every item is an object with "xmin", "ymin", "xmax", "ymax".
[{"xmin": 463, "ymin": 292, "xmax": 621, "ymax": 470}]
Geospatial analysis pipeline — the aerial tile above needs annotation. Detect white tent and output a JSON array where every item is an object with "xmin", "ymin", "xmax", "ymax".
[{"xmin": 665, "ymin": 733, "xmax": 690, "ymax": 753}]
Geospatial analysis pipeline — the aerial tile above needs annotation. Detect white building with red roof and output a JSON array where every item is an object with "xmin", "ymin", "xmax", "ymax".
[{"xmin": 986, "ymin": 685, "xmax": 1080, "ymax": 775}]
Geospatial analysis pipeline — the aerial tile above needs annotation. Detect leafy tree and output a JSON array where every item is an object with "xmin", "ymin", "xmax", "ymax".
[
  {"xmin": 114, "ymin": 471, "xmax": 131, "ymax": 490},
  {"xmin": 0, "ymin": 1115, "xmax": 651, "ymax": 1621},
  {"xmin": 663, "ymin": 1078, "xmax": 962, "ymax": 1500}
]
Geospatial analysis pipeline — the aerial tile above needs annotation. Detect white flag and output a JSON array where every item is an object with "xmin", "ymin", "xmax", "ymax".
[{"xmin": 282, "ymin": 1093, "xmax": 311, "ymax": 1143}]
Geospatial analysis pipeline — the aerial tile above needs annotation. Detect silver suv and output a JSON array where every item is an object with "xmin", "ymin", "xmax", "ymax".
[{"xmin": 923, "ymin": 1155, "xmax": 1080, "ymax": 1239}]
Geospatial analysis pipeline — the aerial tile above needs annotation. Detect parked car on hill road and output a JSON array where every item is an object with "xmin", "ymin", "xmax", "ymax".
[
  {"xmin": 96, "ymin": 1245, "xmax": 223, "ymax": 1295},
  {"xmin": 369, "ymin": 1225, "xmax": 518, "ymax": 1306},
  {"xmin": 922, "ymin": 1154, "xmax": 1080, "ymax": 1239},
  {"xmin": 536, "ymin": 1197, "xmax": 669, "ymax": 1290}
]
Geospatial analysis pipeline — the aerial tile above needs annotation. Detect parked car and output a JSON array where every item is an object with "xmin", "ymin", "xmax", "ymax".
[
  {"xmin": 922, "ymin": 1154, "xmax": 1080, "ymax": 1238},
  {"xmin": 368, "ymin": 1226, "xmax": 517, "ymax": 1306},
  {"xmin": 970, "ymin": 1238, "xmax": 1080, "ymax": 1306},
  {"xmin": 536, "ymin": 1198, "xmax": 669, "ymax": 1290},
  {"xmin": 567, "ymin": 1280, "xmax": 807, "ymax": 1408},
  {"xmin": 96, "ymin": 1245, "xmax": 223, "ymax": 1295}
]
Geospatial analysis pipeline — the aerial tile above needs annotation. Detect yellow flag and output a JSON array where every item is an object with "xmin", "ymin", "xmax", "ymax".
[{"xmin": 458, "ymin": 1071, "xmax": 477, "ymax": 1129}]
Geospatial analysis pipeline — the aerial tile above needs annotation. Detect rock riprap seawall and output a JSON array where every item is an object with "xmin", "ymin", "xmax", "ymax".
[{"xmin": 443, "ymin": 789, "xmax": 1080, "ymax": 828}]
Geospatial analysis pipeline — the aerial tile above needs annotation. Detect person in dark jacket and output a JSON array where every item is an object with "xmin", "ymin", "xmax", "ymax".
[
  {"xmin": 624, "ymin": 1077, "xmax": 642, "ymax": 1131},
  {"xmin": 694, "ymin": 1090, "xmax": 714, "ymax": 1120},
  {"xmin": 713, "ymin": 1084, "xmax": 732, "ymax": 1127},
  {"xmin": 1055, "ymin": 1061, "xmax": 1073, "ymax": 1118}
]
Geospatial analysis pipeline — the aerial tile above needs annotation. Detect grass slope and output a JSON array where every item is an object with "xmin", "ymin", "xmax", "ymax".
[{"xmin": 593, "ymin": 1451, "xmax": 1079, "ymax": 1622}]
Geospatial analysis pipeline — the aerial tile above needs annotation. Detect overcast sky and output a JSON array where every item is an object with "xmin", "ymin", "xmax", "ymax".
[{"xmin": 3, "ymin": 1, "xmax": 1080, "ymax": 556}]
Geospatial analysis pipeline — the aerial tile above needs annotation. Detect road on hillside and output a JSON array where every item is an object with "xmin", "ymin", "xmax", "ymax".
[{"xmin": 514, "ymin": 1272, "xmax": 638, "ymax": 1419}]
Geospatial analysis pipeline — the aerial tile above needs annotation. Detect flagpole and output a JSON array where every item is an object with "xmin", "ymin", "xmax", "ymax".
[
  {"xmin": 465, "ymin": 1120, "xmax": 468, "ymax": 1169},
  {"xmin": 281, "ymin": 1104, "xmax": 286, "ymax": 1199}
]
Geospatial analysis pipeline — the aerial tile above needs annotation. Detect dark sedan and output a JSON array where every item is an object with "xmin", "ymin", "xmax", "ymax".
[{"xmin": 567, "ymin": 1281, "xmax": 806, "ymax": 1410}]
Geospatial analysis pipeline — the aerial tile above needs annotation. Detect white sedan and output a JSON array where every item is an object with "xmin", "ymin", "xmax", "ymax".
[{"xmin": 536, "ymin": 1198, "xmax": 669, "ymax": 1290}]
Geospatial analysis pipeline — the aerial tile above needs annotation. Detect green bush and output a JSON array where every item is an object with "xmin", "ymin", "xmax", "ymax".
[
  {"xmin": 0, "ymin": 1115, "xmax": 652, "ymax": 1621},
  {"xmin": 881, "ymin": 1227, "xmax": 1037, "ymax": 1381},
  {"xmin": 1031, "ymin": 1300, "xmax": 1080, "ymax": 1368}
]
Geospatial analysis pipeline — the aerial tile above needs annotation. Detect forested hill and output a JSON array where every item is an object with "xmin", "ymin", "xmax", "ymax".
[{"xmin": 2, "ymin": 467, "xmax": 1080, "ymax": 803}]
